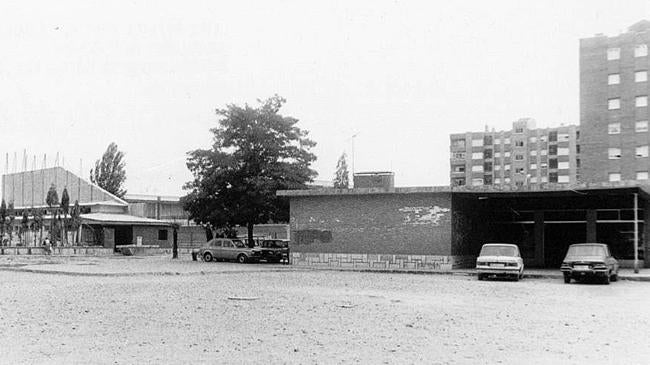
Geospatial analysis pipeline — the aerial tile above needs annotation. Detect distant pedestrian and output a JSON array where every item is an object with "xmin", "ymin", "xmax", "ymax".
[{"xmin": 43, "ymin": 236, "xmax": 52, "ymax": 255}]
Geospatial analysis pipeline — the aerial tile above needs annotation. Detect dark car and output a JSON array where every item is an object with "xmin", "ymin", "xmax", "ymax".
[
  {"xmin": 560, "ymin": 243, "xmax": 620, "ymax": 284},
  {"xmin": 193, "ymin": 238, "xmax": 262, "ymax": 264},
  {"xmin": 258, "ymin": 239, "xmax": 289, "ymax": 263}
]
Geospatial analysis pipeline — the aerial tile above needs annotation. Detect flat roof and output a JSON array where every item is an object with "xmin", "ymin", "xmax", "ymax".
[
  {"xmin": 277, "ymin": 182, "xmax": 650, "ymax": 198},
  {"xmin": 80, "ymin": 213, "xmax": 171, "ymax": 226}
]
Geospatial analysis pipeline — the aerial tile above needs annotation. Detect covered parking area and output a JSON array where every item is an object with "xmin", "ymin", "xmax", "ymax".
[{"xmin": 451, "ymin": 185, "xmax": 649, "ymax": 269}]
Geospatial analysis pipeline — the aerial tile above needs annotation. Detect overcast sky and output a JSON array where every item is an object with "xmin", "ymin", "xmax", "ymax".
[{"xmin": 1, "ymin": 1, "xmax": 649, "ymax": 196}]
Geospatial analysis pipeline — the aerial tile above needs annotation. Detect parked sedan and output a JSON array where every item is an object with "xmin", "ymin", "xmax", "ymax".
[
  {"xmin": 194, "ymin": 238, "xmax": 263, "ymax": 264},
  {"xmin": 476, "ymin": 243, "xmax": 524, "ymax": 281},
  {"xmin": 258, "ymin": 239, "xmax": 289, "ymax": 263},
  {"xmin": 560, "ymin": 243, "xmax": 619, "ymax": 284}
]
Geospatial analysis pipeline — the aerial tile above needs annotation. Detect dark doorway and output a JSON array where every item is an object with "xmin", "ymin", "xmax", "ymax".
[
  {"xmin": 544, "ymin": 223, "xmax": 586, "ymax": 267},
  {"xmin": 114, "ymin": 226, "xmax": 133, "ymax": 249}
]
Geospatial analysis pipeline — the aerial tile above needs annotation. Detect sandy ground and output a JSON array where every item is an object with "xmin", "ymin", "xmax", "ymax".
[{"xmin": 1, "ymin": 257, "xmax": 649, "ymax": 364}]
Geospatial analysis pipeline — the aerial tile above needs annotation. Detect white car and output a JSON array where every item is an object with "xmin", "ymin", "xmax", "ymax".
[{"xmin": 476, "ymin": 243, "xmax": 524, "ymax": 281}]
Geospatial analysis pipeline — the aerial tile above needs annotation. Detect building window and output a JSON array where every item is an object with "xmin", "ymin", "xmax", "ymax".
[
  {"xmin": 158, "ymin": 229, "xmax": 168, "ymax": 240},
  {"xmin": 472, "ymin": 165, "xmax": 484, "ymax": 172},
  {"xmin": 453, "ymin": 178, "xmax": 466, "ymax": 186},
  {"xmin": 549, "ymin": 159, "xmax": 558, "ymax": 169},
  {"xmin": 472, "ymin": 139, "xmax": 484, "ymax": 147},
  {"xmin": 608, "ymin": 123, "xmax": 621, "ymax": 134},
  {"xmin": 558, "ymin": 175, "xmax": 570, "ymax": 183},
  {"xmin": 636, "ymin": 96, "xmax": 648, "ymax": 107},
  {"xmin": 608, "ymin": 148, "xmax": 621, "ymax": 159},
  {"xmin": 514, "ymin": 154, "xmax": 524, "ymax": 161},
  {"xmin": 558, "ymin": 161, "xmax": 570, "ymax": 169},
  {"xmin": 636, "ymin": 121, "xmax": 649, "ymax": 132},
  {"xmin": 540, "ymin": 176, "xmax": 548, "ymax": 183},
  {"xmin": 514, "ymin": 140, "xmax": 524, "ymax": 147},
  {"xmin": 495, "ymin": 165, "xmax": 501, "ymax": 171},
  {"xmin": 452, "ymin": 165, "xmax": 466, "ymax": 173},
  {"xmin": 504, "ymin": 164, "xmax": 511, "ymax": 171},
  {"xmin": 608, "ymin": 74, "xmax": 620, "ymax": 85},
  {"xmin": 483, "ymin": 162, "xmax": 493, "ymax": 172},
  {"xmin": 483, "ymin": 149, "xmax": 493, "ymax": 159},
  {"xmin": 504, "ymin": 152, "xmax": 511, "ymax": 158},
  {"xmin": 529, "ymin": 136, "xmax": 537, "ymax": 143},
  {"xmin": 540, "ymin": 150, "xmax": 548, "ymax": 156},
  {"xmin": 548, "ymin": 131, "xmax": 557, "ymax": 142},
  {"xmin": 504, "ymin": 177, "xmax": 511, "ymax": 183},
  {"xmin": 472, "ymin": 152, "xmax": 483, "ymax": 159},
  {"xmin": 530, "ymin": 163, "xmax": 537, "ymax": 170},
  {"xmin": 452, "ymin": 152, "xmax": 466, "ymax": 159},
  {"xmin": 515, "ymin": 167, "xmax": 525, "ymax": 174},
  {"xmin": 576, "ymin": 145, "xmax": 581, "ymax": 153},
  {"xmin": 530, "ymin": 177, "xmax": 537, "ymax": 183},
  {"xmin": 636, "ymin": 145, "xmax": 648, "ymax": 158},
  {"xmin": 549, "ymin": 145, "xmax": 558, "ymax": 155},
  {"xmin": 576, "ymin": 158, "xmax": 581, "ymax": 168},
  {"xmin": 494, "ymin": 152, "xmax": 501, "ymax": 158},
  {"xmin": 483, "ymin": 135, "xmax": 493, "ymax": 145},
  {"xmin": 451, "ymin": 139, "xmax": 466, "ymax": 148},
  {"xmin": 608, "ymin": 98, "xmax": 621, "ymax": 110},
  {"xmin": 635, "ymin": 44, "xmax": 648, "ymax": 57},
  {"xmin": 576, "ymin": 131, "xmax": 580, "ymax": 140},
  {"xmin": 549, "ymin": 172, "xmax": 558, "ymax": 183},
  {"xmin": 494, "ymin": 178, "xmax": 501, "ymax": 184},
  {"xmin": 504, "ymin": 138, "xmax": 511, "ymax": 145},
  {"xmin": 637, "ymin": 172, "xmax": 649, "ymax": 180},
  {"xmin": 514, "ymin": 127, "xmax": 524, "ymax": 134},
  {"xmin": 472, "ymin": 178, "xmax": 484, "ymax": 186},
  {"xmin": 558, "ymin": 134, "xmax": 570, "ymax": 142},
  {"xmin": 557, "ymin": 147, "xmax": 569, "ymax": 156},
  {"xmin": 483, "ymin": 175, "xmax": 493, "ymax": 185},
  {"xmin": 494, "ymin": 138, "xmax": 501, "ymax": 145},
  {"xmin": 609, "ymin": 173, "xmax": 621, "ymax": 182},
  {"xmin": 530, "ymin": 150, "xmax": 537, "ymax": 156},
  {"xmin": 607, "ymin": 48, "xmax": 620, "ymax": 60},
  {"xmin": 636, "ymin": 71, "xmax": 648, "ymax": 83}
]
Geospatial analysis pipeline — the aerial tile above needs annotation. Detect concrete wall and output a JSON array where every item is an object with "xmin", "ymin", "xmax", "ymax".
[
  {"xmin": 289, "ymin": 192, "xmax": 453, "ymax": 256},
  {"xmin": 133, "ymin": 226, "xmax": 171, "ymax": 248}
]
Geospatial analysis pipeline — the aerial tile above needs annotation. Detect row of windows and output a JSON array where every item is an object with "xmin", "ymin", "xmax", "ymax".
[
  {"xmin": 609, "ymin": 172, "xmax": 649, "ymax": 182},
  {"xmin": 467, "ymin": 147, "xmax": 572, "ymax": 160},
  {"xmin": 456, "ymin": 130, "xmax": 574, "ymax": 149},
  {"xmin": 456, "ymin": 158, "xmax": 572, "ymax": 174},
  {"xmin": 608, "ymin": 96, "xmax": 648, "ymax": 109},
  {"xmin": 608, "ymin": 121, "xmax": 648, "ymax": 134},
  {"xmin": 607, "ymin": 44, "xmax": 648, "ymax": 60},
  {"xmin": 608, "ymin": 146, "xmax": 649, "ymax": 159},
  {"xmin": 608, "ymin": 71, "xmax": 647, "ymax": 84},
  {"xmin": 454, "ymin": 172, "xmax": 577, "ymax": 186}
]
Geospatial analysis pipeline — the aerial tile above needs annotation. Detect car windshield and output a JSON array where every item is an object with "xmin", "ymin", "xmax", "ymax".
[
  {"xmin": 480, "ymin": 245, "xmax": 517, "ymax": 257},
  {"xmin": 567, "ymin": 245, "xmax": 606, "ymax": 256},
  {"xmin": 233, "ymin": 240, "xmax": 246, "ymax": 248}
]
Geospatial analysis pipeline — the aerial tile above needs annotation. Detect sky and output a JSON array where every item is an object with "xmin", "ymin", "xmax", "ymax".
[{"xmin": 1, "ymin": 0, "xmax": 649, "ymax": 196}]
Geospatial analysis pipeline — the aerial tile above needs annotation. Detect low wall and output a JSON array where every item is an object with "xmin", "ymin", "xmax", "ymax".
[
  {"xmin": 291, "ymin": 252, "xmax": 475, "ymax": 271},
  {"xmin": 0, "ymin": 246, "xmax": 114, "ymax": 256}
]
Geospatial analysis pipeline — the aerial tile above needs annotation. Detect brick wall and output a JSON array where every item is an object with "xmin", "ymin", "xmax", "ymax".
[
  {"xmin": 133, "ymin": 226, "xmax": 171, "ymax": 248},
  {"xmin": 289, "ymin": 192, "xmax": 453, "ymax": 256}
]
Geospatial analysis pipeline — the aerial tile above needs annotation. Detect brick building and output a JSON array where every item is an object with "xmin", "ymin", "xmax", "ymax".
[
  {"xmin": 1, "ymin": 167, "xmax": 172, "ymax": 249},
  {"xmin": 580, "ymin": 20, "xmax": 650, "ymax": 183},
  {"xmin": 279, "ymin": 183, "xmax": 649, "ymax": 270},
  {"xmin": 450, "ymin": 118, "xmax": 580, "ymax": 187}
]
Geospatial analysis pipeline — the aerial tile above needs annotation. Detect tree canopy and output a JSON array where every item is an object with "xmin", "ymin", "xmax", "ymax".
[
  {"xmin": 181, "ymin": 95, "xmax": 317, "ymax": 242},
  {"xmin": 46, "ymin": 184, "xmax": 59, "ymax": 208},
  {"xmin": 333, "ymin": 152, "xmax": 350, "ymax": 189},
  {"xmin": 90, "ymin": 142, "xmax": 127, "ymax": 198}
]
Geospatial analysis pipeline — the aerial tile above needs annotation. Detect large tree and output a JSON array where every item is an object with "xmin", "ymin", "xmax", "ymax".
[
  {"xmin": 182, "ymin": 95, "xmax": 317, "ymax": 245},
  {"xmin": 90, "ymin": 142, "xmax": 127, "ymax": 198},
  {"xmin": 61, "ymin": 187, "xmax": 70, "ymax": 245},
  {"xmin": 333, "ymin": 152, "xmax": 350, "ymax": 189}
]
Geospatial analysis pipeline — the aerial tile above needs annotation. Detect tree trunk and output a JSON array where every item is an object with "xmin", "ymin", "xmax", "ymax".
[{"xmin": 247, "ymin": 223, "xmax": 254, "ymax": 248}]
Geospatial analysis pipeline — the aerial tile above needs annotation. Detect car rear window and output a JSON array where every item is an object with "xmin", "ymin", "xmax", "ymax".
[
  {"xmin": 480, "ymin": 245, "xmax": 517, "ymax": 257},
  {"xmin": 567, "ymin": 245, "xmax": 606, "ymax": 256}
]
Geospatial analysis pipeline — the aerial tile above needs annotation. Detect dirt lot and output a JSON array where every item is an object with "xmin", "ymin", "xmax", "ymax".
[{"xmin": 1, "ymin": 257, "xmax": 649, "ymax": 364}]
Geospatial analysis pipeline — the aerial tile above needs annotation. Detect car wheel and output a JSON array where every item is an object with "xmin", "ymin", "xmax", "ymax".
[
  {"xmin": 203, "ymin": 252, "xmax": 213, "ymax": 262},
  {"xmin": 512, "ymin": 274, "xmax": 519, "ymax": 282},
  {"xmin": 610, "ymin": 272, "xmax": 618, "ymax": 282},
  {"xmin": 477, "ymin": 274, "xmax": 484, "ymax": 281},
  {"xmin": 603, "ymin": 273, "xmax": 610, "ymax": 285},
  {"xmin": 237, "ymin": 254, "xmax": 247, "ymax": 264},
  {"xmin": 563, "ymin": 274, "xmax": 571, "ymax": 284}
]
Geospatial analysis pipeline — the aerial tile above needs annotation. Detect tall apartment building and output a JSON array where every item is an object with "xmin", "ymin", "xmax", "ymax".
[
  {"xmin": 580, "ymin": 20, "xmax": 650, "ymax": 183},
  {"xmin": 449, "ymin": 118, "xmax": 580, "ymax": 187}
]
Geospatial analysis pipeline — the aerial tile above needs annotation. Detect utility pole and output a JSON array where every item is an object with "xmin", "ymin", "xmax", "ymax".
[
  {"xmin": 351, "ymin": 133, "xmax": 358, "ymax": 176},
  {"xmin": 634, "ymin": 193, "xmax": 639, "ymax": 274}
]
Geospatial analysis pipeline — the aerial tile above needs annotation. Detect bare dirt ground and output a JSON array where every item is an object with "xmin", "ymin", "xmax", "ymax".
[{"xmin": 1, "ymin": 257, "xmax": 649, "ymax": 364}]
